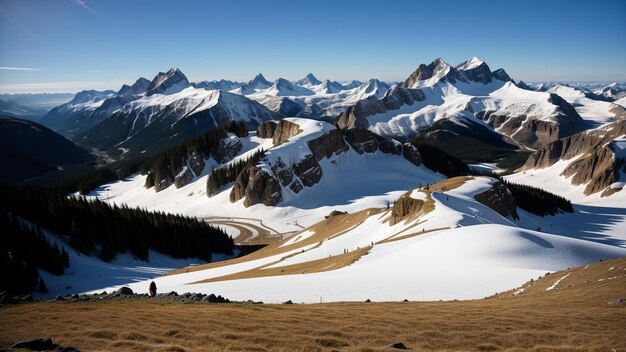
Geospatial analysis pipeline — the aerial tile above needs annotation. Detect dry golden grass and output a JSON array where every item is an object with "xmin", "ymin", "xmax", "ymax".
[
  {"xmin": 195, "ymin": 247, "xmax": 371, "ymax": 283},
  {"xmin": 169, "ymin": 209, "xmax": 382, "ymax": 276},
  {"xmin": 2, "ymin": 258, "xmax": 625, "ymax": 352}
]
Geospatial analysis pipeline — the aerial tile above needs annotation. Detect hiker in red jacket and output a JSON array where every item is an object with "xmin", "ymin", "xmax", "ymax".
[{"xmin": 149, "ymin": 281, "xmax": 157, "ymax": 297}]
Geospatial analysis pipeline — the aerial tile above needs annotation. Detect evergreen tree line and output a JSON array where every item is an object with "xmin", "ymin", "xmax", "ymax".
[
  {"xmin": 0, "ymin": 209, "xmax": 70, "ymax": 294},
  {"xmin": 141, "ymin": 121, "xmax": 249, "ymax": 187},
  {"xmin": 0, "ymin": 184, "xmax": 235, "ymax": 263},
  {"xmin": 206, "ymin": 149, "xmax": 266, "ymax": 196},
  {"xmin": 475, "ymin": 171, "xmax": 574, "ymax": 216},
  {"xmin": 411, "ymin": 142, "xmax": 470, "ymax": 177},
  {"xmin": 500, "ymin": 179, "xmax": 574, "ymax": 216}
]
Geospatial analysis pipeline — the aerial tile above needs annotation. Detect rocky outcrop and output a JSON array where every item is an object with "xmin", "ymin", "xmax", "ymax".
[
  {"xmin": 149, "ymin": 131, "xmax": 244, "ymax": 191},
  {"xmin": 402, "ymin": 143, "xmax": 422, "ymax": 167},
  {"xmin": 292, "ymin": 154, "xmax": 323, "ymax": 187},
  {"xmin": 213, "ymin": 133, "xmax": 243, "ymax": 164},
  {"xmin": 334, "ymin": 86, "xmax": 426, "ymax": 130},
  {"xmin": 523, "ymin": 120, "xmax": 626, "ymax": 195},
  {"xmin": 476, "ymin": 94, "xmax": 586, "ymax": 149},
  {"xmin": 230, "ymin": 121, "xmax": 428, "ymax": 207},
  {"xmin": 308, "ymin": 129, "xmax": 349, "ymax": 159},
  {"xmin": 174, "ymin": 167, "xmax": 194, "ymax": 188},
  {"xmin": 474, "ymin": 181, "xmax": 519, "ymax": 220},
  {"xmin": 609, "ymin": 103, "xmax": 626, "ymax": 120},
  {"xmin": 257, "ymin": 120, "xmax": 277, "ymax": 138},
  {"xmin": 343, "ymin": 128, "xmax": 400, "ymax": 155},
  {"xmin": 154, "ymin": 175, "xmax": 174, "ymax": 192},
  {"xmin": 273, "ymin": 119, "xmax": 303, "ymax": 146},
  {"xmin": 230, "ymin": 166, "xmax": 283, "ymax": 207},
  {"xmin": 388, "ymin": 194, "xmax": 426, "ymax": 226}
]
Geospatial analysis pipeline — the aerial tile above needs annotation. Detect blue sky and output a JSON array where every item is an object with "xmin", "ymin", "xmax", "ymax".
[{"xmin": 0, "ymin": 0, "xmax": 625, "ymax": 93}]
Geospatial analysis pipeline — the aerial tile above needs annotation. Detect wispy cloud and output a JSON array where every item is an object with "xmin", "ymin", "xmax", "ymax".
[
  {"xmin": 0, "ymin": 66, "xmax": 41, "ymax": 71},
  {"xmin": 71, "ymin": 0, "xmax": 100, "ymax": 16},
  {"xmin": 0, "ymin": 80, "xmax": 131, "ymax": 94}
]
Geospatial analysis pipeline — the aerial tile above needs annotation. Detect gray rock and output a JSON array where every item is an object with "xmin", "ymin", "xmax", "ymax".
[
  {"xmin": 609, "ymin": 298, "xmax": 626, "ymax": 305},
  {"xmin": 282, "ymin": 300, "xmax": 293, "ymax": 304},
  {"xmin": 54, "ymin": 295, "xmax": 64, "ymax": 301},
  {"xmin": 12, "ymin": 338, "xmax": 59, "ymax": 350},
  {"xmin": 257, "ymin": 120, "xmax": 277, "ymax": 139},
  {"xmin": 116, "ymin": 287, "xmax": 133, "ymax": 295},
  {"xmin": 386, "ymin": 342, "xmax": 408, "ymax": 349}
]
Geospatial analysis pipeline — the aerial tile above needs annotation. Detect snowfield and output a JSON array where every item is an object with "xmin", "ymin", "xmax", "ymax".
[{"xmin": 80, "ymin": 175, "xmax": 625, "ymax": 303}]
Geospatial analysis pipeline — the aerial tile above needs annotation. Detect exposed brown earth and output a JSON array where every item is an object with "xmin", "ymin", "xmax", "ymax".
[{"xmin": 1, "ymin": 258, "xmax": 624, "ymax": 352}]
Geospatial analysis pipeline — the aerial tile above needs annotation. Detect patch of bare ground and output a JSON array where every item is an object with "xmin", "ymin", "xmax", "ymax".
[
  {"xmin": 167, "ymin": 208, "xmax": 382, "ymax": 276},
  {"xmin": 1, "ymin": 258, "xmax": 624, "ymax": 351}
]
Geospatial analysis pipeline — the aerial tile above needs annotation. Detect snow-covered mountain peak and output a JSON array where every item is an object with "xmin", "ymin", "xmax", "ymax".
[
  {"xmin": 456, "ymin": 56, "xmax": 484, "ymax": 71},
  {"xmin": 118, "ymin": 77, "xmax": 150, "ymax": 97},
  {"xmin": 248, "ymin": 73, "xmax": 272, "ymax": 89},
  {"xmin": 295, "ymin": 73, "xmax": 322, "ymax": 86},
  {"xmin": 72, "ymin": 89, "xmax": 116, "ymax": 105},
  {"xmin": 146, "ymin": 68, "xmax": 190, "ymax": 96}
]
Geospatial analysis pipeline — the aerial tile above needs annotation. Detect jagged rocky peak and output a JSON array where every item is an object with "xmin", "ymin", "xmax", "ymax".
[
  {"xmin": 320, "ymin": 79, "xmax": 345, "ymax": 93},
  {"xmin": 492, "ymin": 68, "xmax": 512, "ymax": 82},
  {"xmin": 403, "ymin": 57, "xmax": 511, "ymax": 87},
  {"xmin": 248, "ymin": 73, "xmax": 271, "ymax": 88},
  {"xmin": 118, "ymin": 77, "xmax": 151, "ymax": 96},
  {"xmin": 403, "ymin": 58, "xmax": 453, "ymax": 88},
  {"xmin": 456, "ymin": 56, "xmax": 493, "ymax": 84},
  {"xmin": 296, "ymin": 73, "xmax": 322, "ymax": 86},
  {"xmin": 344, "ymin": 80, "xmax": 363, "ymax": 89},
  {"xmin": 146, "ymin": 68, "xmax": 190, "ymax": 96},
  {"xmin": 361, "ymin": 79, "xmax": 389, "ymax": 93},
  {"xmin": 274, "ymin": 77, "xmax": 295, "ymax": 90}
]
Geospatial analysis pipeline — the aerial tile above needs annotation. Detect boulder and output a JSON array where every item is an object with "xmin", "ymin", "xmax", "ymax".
[
  {"xmin": 282, "ymin": 300, "xmax": 294, "ymax": 304},
  {"xmin": 116, "ymin": 287, "xmax": 133, "ymax": 295},
  {"xmin": 12, "ymin": 338, "xmax": 59, "ymax": 351},
  {"xmin": 386, "ymin": 342, "xmax": 408, "ymax": 350}
]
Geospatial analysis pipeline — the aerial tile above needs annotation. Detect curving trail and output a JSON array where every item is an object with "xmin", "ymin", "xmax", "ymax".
[{"xmin": 201, "ymin": 216, "xmax": 293, "ymax": 245}]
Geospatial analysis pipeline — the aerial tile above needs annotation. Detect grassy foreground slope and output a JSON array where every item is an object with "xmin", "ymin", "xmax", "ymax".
[{"xmin": 1, "ymin": 257, "xmax": 624, "ymax": 352}]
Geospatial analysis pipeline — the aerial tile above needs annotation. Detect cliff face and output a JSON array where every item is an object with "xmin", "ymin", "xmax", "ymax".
[
  {"xmin": 230, "ymin": 121, "xmax": 425, "ymax": 208},
  {"xmin": 476, "ymin": 94, "xmax": 587, "ymax": 149},
  {"xmin": 387, "ymin": 194, "xmax": 426, "ymax": 226},
  {"xmin": 334, "ymin": 86, "xmax": 426, "ymax": 130},
  {"xmin": 523, "ymin": 120, "xmax": 626, "ymax": 195},
  {"xmin": 148, "ymin": 132, "xmax": 244, "ymax": 192}
]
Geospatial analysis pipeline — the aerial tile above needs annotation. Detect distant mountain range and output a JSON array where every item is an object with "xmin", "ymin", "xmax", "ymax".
[{"xmin": 5, "ymin": 57, "xmax": 624, "ymax": 189}]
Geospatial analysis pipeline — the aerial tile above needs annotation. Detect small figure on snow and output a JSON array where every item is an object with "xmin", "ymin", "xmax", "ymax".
[{"xmin": 149, "ymin": 281, "xmax": 157, "ymax": 297}]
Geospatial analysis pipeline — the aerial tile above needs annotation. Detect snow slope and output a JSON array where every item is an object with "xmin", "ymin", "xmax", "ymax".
[
  {"xmin": 91, "ymin": 177, "xmax": 625, "ymax": 302},
  {"xmin": 87, "ymin": 118, "xmax": 443, "ymax": 233}
]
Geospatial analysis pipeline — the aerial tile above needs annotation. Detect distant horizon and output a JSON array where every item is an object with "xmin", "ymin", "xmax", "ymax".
[
  {"xmin": 1, "ymin": 63, "xmax": 626, "ymax": 94},
  {"xmin": 1, "ymin": 0, "xmax": 624, "ymax": 93}
]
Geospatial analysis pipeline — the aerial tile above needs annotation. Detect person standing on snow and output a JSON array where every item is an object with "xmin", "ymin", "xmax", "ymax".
[{"xmin": 149, "ymin": 281, "xmax": 157, "ymax": 297}]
